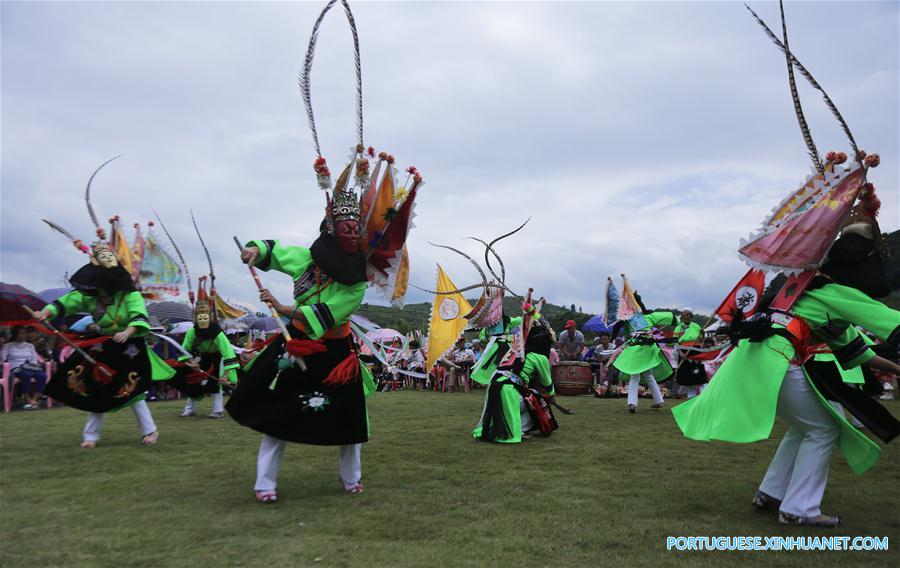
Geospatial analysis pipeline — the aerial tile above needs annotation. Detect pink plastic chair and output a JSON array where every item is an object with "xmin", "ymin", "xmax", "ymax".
[
  {"xmin": 0, "ymin": 363, "xmax": 12, "ymax": 413},
  {"xmin": 0, "ymin": 360, "xmax": 55, "ymax": 412},
  {"xmin": 43, "ymin": 361, "xmax": 54, "ymax": 408}
]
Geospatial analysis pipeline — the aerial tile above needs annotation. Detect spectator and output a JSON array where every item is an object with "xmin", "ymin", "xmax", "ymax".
[
  {"xmin": 471, "ymin": 339, "xmax": 482, "ymax": 364},
  {"xmin": 26, "ymin": 326, "xmax": 52, "ymax": 360},
  {"xmin": 549, "ymin": 342, "xmax": 561, "ymax": 367},
  {"xmin": 446, "ymin": 338, "xmax": 475, "ymax": 391},
  {"xmin": 585, "ymin": 333, "xmax": 615, "ymax": 386},
  {"xmin": 558, "ymin": 320, "xmax": 585, "ymax": 361},
  {"xmin": 0, "ymin": 326, "xmax": 47, "ymax": 409}
]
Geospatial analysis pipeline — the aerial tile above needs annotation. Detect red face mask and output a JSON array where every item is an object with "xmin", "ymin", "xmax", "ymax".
[{"xmin": 335, "ymin": 220, "xmax": 361, "ymax": 254}]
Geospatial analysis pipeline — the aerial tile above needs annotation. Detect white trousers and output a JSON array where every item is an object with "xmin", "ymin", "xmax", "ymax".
[
  {"xmin": 627, "ymin": 370, "xmax": 664, "ymax": 407},
  {"xmin": 254, "ymin": 435, "xmax": 362, "ymax": 492},
  {"xmin": 759, "ymin": 366, "xmax": 840, "ymax": 517},
  {"xmin": 83, "ymin": 399, "xmax": 157, "ymax": 443},
  {"xmin": 184, "ymin": 391, "xmax": 224, "ymax": 414},
  {"xmin": 519, "ymin": 395, "xmax": 534, "ymax": 433}
]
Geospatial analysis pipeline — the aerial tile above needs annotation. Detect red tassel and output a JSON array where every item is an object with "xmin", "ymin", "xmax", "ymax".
[
  {"xmin": 323, "ymin": 354, "xmax": 359, "ymax": 386},
  {"xmin": 92, "ymin": 362, "xmax": 116, "ymax": 384},
  {"xmin": 286, "ymin": 339, "xmax": 328, "ymax": 358}
]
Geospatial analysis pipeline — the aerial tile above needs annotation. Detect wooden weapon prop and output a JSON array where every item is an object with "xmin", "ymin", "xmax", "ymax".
[
  {"xmin": 23, "ymin": 305, "xmax": 113, "ymax": 377},
  {"xmin": 233, "ymin": 236, "xmax": 305, "ymax": 371}
]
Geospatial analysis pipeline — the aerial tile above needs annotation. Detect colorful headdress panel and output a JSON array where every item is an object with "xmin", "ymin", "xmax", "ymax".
[
  {"xmin": 739, "ymin": 2, "xmax": 883, "ymax": 274},
  {"xmin": 299, "ymin": 0, "xmax": 423, "ymax": 304}
]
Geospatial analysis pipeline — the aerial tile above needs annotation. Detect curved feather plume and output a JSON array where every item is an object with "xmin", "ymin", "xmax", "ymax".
[
  {"xmin": 744, "ymin": 3, "xmax": 859, "ymax": 159},
  {"xmin": 468, "ymin": 237, "xmax": 525, "ymax": 301},
  {"xmin": 152, "ymin": 209, "xmax": 193, "ymax": 300},
  {"xmin": 410, "ymin": 282, "xmax": 506, "ymax": 296},
  {"xmin": 298, "ymin": 0, "xmax": 363, "ymax": 158},
  {"xmin": 190, "ymin": 209, "xmax": 215, "ymax": 283},
  {"xmin": 468, "ymin": 237, "xmax": 504, "ymax": 286},
  {"xmin": 43, "ymin": 219, "xmax": 90, "ymax": 254},
  {"xmin": 84, "ymin": 155, "xmax": 121, "ymax": 230},
  {"xmin": 484, "ymin": 218, "xmax": 529, "ymax": 286},
  {"xmin": 429, "ymin": 242, "xmax": 489, "ymax": 289},
  {"xmin": 776, "ymin": 1, "xmax": 823, "ymax": 174}
]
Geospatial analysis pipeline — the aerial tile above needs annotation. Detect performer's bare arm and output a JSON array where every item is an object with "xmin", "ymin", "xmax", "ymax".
[
  {"xmin": 865, "ymin": 355, "xmax": 900, "ymax": 376},
  {"xmin": 113, "ymin": 326, "xmax": 138, "ymax": 344}
]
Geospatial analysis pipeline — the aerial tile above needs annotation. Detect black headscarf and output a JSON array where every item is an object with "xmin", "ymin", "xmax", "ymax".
[
  {"xmin": 69, "ymin": 263, "xmax": 136, "ymax": 295},
  {"xmin": 524, "ymin": 324, "xmax": 553, "ymax": 358},
  {"xmin": 816, "ymin": 233, "xmax": 890, "ymax": 299},
  {"xmin": 309, "ymin": 227, "xmax": 367, "ymax": 286}
]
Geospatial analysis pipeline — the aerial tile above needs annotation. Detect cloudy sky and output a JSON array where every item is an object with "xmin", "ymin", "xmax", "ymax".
[{"xmin": 2, "ymin": 0, "xmax": 898, "ymax": 316}]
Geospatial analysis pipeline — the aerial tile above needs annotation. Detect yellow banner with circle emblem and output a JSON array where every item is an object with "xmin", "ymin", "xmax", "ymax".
[{"xmin": 426, "ymin": 264, "xmax": 473, "ymax": 372}]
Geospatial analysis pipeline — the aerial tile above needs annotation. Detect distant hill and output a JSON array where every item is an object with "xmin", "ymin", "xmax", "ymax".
[
  {"xmin": 357, "ymin": 296, "xmax": 708, "ymax": 337},
  {"xmin": 359, "ymin": 229, "xmax": 900, "ymax": 335}
]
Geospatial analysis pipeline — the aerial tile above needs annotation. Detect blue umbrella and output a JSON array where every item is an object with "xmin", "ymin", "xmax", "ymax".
[
  {"xmin": 582, "ymin": 315, "xmax": 610, "ymax": 333},
  {"xmin": 70, "ymin": 315, "xmax": 95, "ymax": 332},
  {"xmin": 39, "ymin": 287, "xmax": 72, "ymax": 303}
]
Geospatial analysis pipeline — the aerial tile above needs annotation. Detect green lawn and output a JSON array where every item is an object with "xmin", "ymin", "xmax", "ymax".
[{"xmin": 1, "ymin": 392, "xmax": 897, "ymax": 566}]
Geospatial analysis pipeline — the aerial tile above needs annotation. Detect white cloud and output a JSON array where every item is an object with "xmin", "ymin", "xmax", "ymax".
[{"xmin": 2, "ymin": 1, "xmax": 897, "ymax": 318}]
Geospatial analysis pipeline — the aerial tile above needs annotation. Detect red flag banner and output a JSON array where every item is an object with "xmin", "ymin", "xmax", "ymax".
[{"xmin": 714, "ymin": 268, "xmax": 766, "ymax": 323}]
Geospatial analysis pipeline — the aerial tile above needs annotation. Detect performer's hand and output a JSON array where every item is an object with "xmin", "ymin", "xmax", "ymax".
[
  {"xmin": 188, "ymin": 358, "xmax": 201, "ymax": 370},
  {"xmin": 113, "ymin": 331, "xmax": 129, "ymax": 343},
  {"xmin": 33, "ymin": 309, "xmax": 52, "ymax": 322},
  {"xmin": 259, "ymin": 288, "xmax": 280, "ymax": 309},
  {"xmin": 240, "ymin": 246, "xmax": 259, "ymax": 265}
]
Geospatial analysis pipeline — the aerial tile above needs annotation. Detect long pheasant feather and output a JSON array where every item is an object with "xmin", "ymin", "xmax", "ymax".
[
  {"xmin": 152, "ymin": 209, "xmax": 193, "ymax": 297},
  {"xmin": 744, "ymin": 3, "xmax": 859, "ymax": 158},
  {"xmin": 84, "ymin": 155, "xmax": 121, "ymax": 230}
]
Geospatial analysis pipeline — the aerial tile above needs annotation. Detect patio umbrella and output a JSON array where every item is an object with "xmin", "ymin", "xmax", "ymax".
[
  {"xmin": 0, "ymin": 282, "xmax": 47, "ymax": 324},
  {"xmin": 582, "ymin": 315, "xmax": 610, "ymax": 333},
  {"xmin": 167, "ymin": 321, "xmax": 194, "ymax": 335},
  {"xmin": 250, "ymin": 317, "xmax": 281, "ymax": 332},
  {"xmin": 147, "ymin": 301, "xmax": 193, "ymax": 324}
]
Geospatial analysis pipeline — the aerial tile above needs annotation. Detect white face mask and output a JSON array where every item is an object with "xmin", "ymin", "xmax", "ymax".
[
  {"xmin": 95, "ymin": 250, "xmax": 119, "ymax": 268},
  {"xmin": 196, "ymin": 313, "xmax": 211, "ymax": 329}
]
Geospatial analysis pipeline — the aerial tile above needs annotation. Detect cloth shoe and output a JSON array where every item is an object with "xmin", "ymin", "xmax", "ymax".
[
  {"xmin": 779, "ymin": 511, "xmax": 841, "ymax": 527},
  {"xmin": 751, "ymin": 491, "xmax": 782, "ymax": 511}
]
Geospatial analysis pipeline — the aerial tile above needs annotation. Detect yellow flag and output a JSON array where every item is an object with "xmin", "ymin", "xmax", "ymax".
[
  {"xmin": 426, "ymin": 264, "xmax": 473, "ymax": 372},
  {"xmin": 214, "ymin": 295, "xmax": 247, "ymax": 319},
  {"xmin": 391, "ymin": 245, "xmax": 410, "ymax": 305}
]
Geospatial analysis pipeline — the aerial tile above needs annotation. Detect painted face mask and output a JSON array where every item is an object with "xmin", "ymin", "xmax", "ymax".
[
  {"xmin": 335, "ymin": 220, "xmax": 361, "ymax": 254},
  {"xmin": 196, "ymin": 312, "xmax": 211, "ymax": 329},
  {"xmin": 93, "ymin": 247, "xmax": 119, "ymax": 269}
]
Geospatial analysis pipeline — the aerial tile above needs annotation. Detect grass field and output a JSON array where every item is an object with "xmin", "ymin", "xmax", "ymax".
[{"xmin": 1, "ymin": 391, "xmax": 897, "ymax": 567}]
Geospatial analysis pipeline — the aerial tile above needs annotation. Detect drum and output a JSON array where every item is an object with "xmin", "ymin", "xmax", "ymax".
[{"xmin": 552, "ymin": 361, "xmax": 593, "ymax": 396}]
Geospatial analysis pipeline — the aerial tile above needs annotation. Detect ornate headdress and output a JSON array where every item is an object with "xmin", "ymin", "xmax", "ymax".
[
  {"xmin": 43, "ymin": 156, "xmax": 125, "ymax": 269},
  {"xmin": 193, "ymin": 275, "xmax": 216, "ymax": 325},
  {"xmin": 299, "ymin": 0, "xmax": 424, "ymax": 303},
  {"xmin": 738, "ymin": 2, "xmax": 884, "ymax": 274},
  {"xmin": 415, "ymin": 219, "xmax": 556, "ymax": 345}
]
